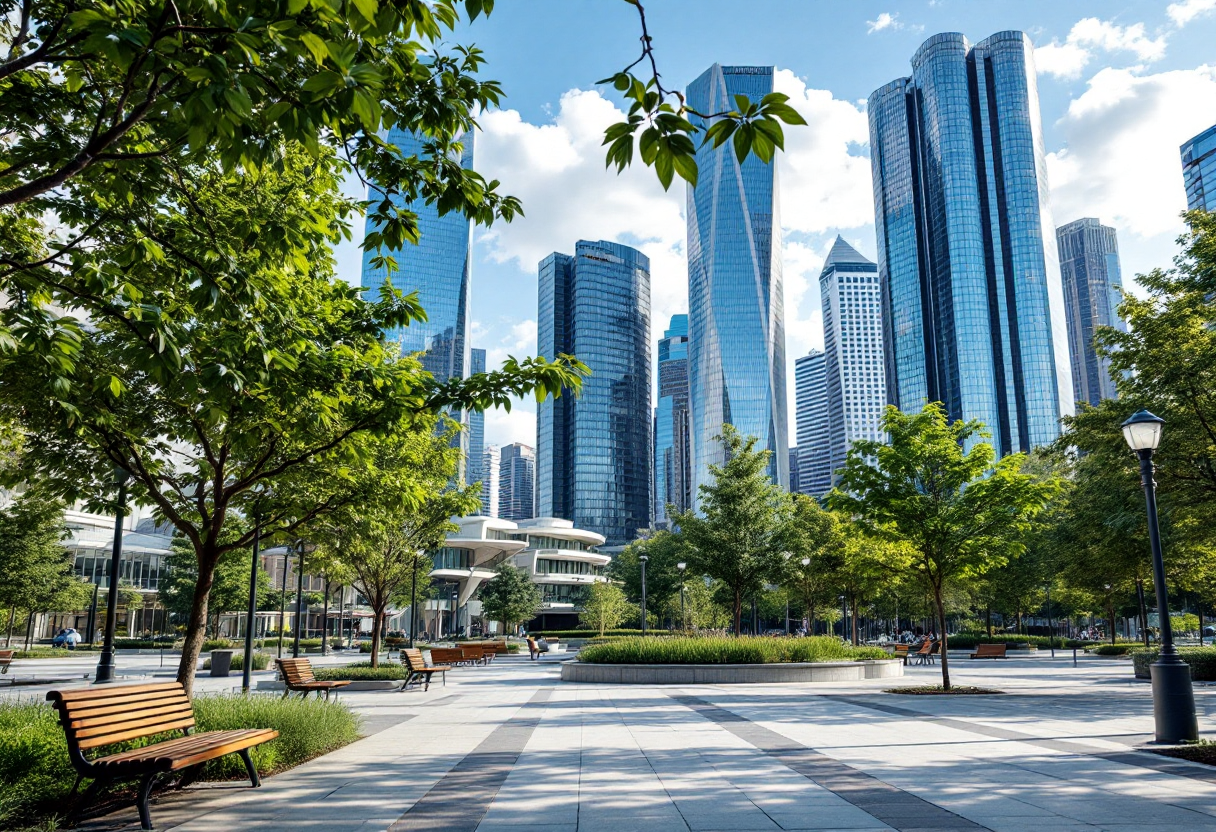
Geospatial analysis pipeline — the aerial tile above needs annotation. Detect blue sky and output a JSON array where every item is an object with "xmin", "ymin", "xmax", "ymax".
[{"xmin": 332, "ymin": 0, "xmax": 1216, "ymax": 450}]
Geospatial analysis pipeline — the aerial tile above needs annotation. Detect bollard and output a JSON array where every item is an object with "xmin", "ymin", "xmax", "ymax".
[{"xmin": 1073, "ymin": 647, "xmax": 1077, "ymax": 667}]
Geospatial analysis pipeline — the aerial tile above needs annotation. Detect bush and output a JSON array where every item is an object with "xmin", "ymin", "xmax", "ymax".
[
  {"xmin": 533, "ymin": 629, "xmax": 646, "ymax": 639},
  {"xmin": 11, "ymin": 647, "xmax": 98, "ymax": 658},
  {"xmin": 0, "ymin": 693, "xmax": 359, "ymax": 826},
  {"xmin": 313, "ymin": 661, "xmax": 408, "ymax": 681},
  {"xmin": 505, "ymin": 643, "xmax": 520, "ymax": 653},
  {"xmin": 201, "ymin": 639, "xmax": 236, "ymax": 652},
  {"xmin": 944, "ymin": 634, "xmax": 1096, "ymax": 650},
  {"xmin": 578, "ymin": 636, "xmax": 889, "ymax": 665},
  {"xmin": 201, "ymin": 652, "xmax": 270, "ymax": 671},
  {"xmin": 1132, "ymin": 647, "xmax": 1216, "ymax": 681},
  {"xmin": 1091, "ymin": 644, "xmax": 1137, "ymax": 656}
]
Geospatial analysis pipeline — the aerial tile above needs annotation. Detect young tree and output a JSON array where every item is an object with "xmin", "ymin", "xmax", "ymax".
[
  {"xmin": 781, "ymin": 496, "xmax": 846, "ymax": 635},
  {"xmin": 579, "ymin": 582, "xmax": 631, "ymax": 636},
  {"xmin": 673, "ymin": 424, "xmax": 792, "ymax": 635},
  {"xmin": 831, "ymin": 403, "xmax": 1057, "ymax": 690},
  {"xmin": 159, "ymin": 536, "xmax": 268, "ymax": 639},
  {"xmin": 480, "ymin": 564, "xmax": 541, "ymax": 635},
  {"xmin": 608, "ymin": 530, "xmax": 686, "ymax": 614}
]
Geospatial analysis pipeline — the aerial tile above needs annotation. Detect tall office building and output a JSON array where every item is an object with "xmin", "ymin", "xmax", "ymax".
[
  {"xmin": 869, "ymin": 31, "xmax": 1073, "ymax": 456},
  {"xmin": 499, "ymin": 443, "xmax": 535, "ymax": 522},
  {"xmin": 686, "ymin": 64, "xmax": 788, "ymax": 498},
  {"xmin": 654, "ymin": 314, "xmax": 691, "ymax": 526},
  {"xmin": 794, "ymin": 351, "xmax": 831, "ymax": 497},
  {"xmin": 467, "ymin": 348, "xmax": 487, "ymax": 487},
  {"xmin": 480, "ymin": 445, "xmax": 501, "ymax": 518},
  {"xmin": 536, "ymin": 241, "xmax": 652, "ymax": 546},
  {"xmin": 788, "ymin": 447, "xmax": 801, "ymax": 494},
  {"xmin": 1182, "ymin": 124, "xmax": 1216, "ymax": 212},
  {"xmin": 1056, "ymin": 219, "xmax": 1127, "ymax": 406},
  {"xmin": 820, "ymin": 237, "xmax": 886, "ymax": 485}
]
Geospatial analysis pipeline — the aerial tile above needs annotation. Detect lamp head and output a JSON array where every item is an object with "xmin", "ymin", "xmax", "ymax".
[
  {"xmin": 677, "ymin": 562, "xmax": 686, "ymax": 571},
  {"xmin": 1122, "ymin": 409, "xmax": 1165, "ymax": 452},
  {"xmin": 638, "ymin": 554, "xmax": 648, "ymax": 563},
  {"xmin": 801, "ymin": 557, "xmax": 810, "ymax": 567}
]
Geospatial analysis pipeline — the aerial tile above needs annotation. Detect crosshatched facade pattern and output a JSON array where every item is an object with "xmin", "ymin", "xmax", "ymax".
[
  {"xmin": 468, "ymin": 347, "xmax": 487, "ymax": 492},
  {"xmin": 655, "ymin": 314, "xmax": 691, "ymax": 527},
  {"xmin": 794, "ymin": 351, "xmax": 830, "ymax": 497},
  {"xmin": 536, "ymin": 241, "xmax": 652, "ymax": 546},
  {"xmin": 1182, "ymin": 124, "xmax": 1216, "ymax": 212},
  {"xmin": 820, "ymin": 237, "xmax": 886, "ymax": 489},
  {"xmin": 499, "ymin": 443, "xmax": 535, "ymax": 522},
  {"xmin": 1056, "ymin": 219, "xmax": 1126, "ymax": 407},
  {"xmin": 686, "ymin": 64, "xmax": 788, "ymax": 499},
  {"xmin": 869, "ymin": 31, "xmax": 1073, "ymax": 457},
  {"xmin": 481, "ymin": 444, "xmax": 500, "ymax": 518}
]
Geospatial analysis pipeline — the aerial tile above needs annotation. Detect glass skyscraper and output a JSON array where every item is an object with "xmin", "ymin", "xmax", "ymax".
[
  {"xmin": 481, "ymin": 445, "xmax": 500, "ymax": 518},
  {"xmin": 467, "ymin": 347, "xmax": 486, "ymax": 489},
  {"xmin": 654, "ymin": 314, "xmax": 691, "ymax": 527},
  {"xmin": 1182, "ymin": 124, "xmax": 1216, "ymax": 212},
  {"xmin": 536, "ymin": 241, "xmax": 652, "ymax": 546},
  {"xmin": 686, "ymin": 64, "xmax": 788, "ymax": 496},
  {"xmin": 1056, "ymin": 219, "xmax": 1126, "ymax": 407},
  {"xmin": 820, "ymin": 237, "xmax": 886, "ymax": 486},
  {"xmin": 499, "ymin": 443, "xmax": 535, "ymax": 522},
  {"xmin": 869, "ymin": 31, "xmax": 1073, "ymax": 456},
  {"xmin": 794, "ymin": 350, "xmax": 831, "ymax": 497}
]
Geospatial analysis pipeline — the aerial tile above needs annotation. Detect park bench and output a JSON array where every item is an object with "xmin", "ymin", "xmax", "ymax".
[
  {"xmin": 459, "ymin": 645, "xmax": 489, "ymax": 665},
  {"xmin": 46, "ymin": 682, "xmax": 277, "ymax": 830},
  {"xmin": 970, "ymin": 643, "xmax": 1008, "ymax": 660},
  {"xmin": 912, "ymin": 640, "xmax": 938, "ymax": 665},
  {"xmin": 892, "ymin": 645, "xmax": 910, "ymax": 665},
  {"xmin": 0, "ymin": 648, "xmax": 12, "ymax": 673},
  {"xmin": 275, "ymin": 657, "xmax": 350, "ymax": 700},
  {"xmin": 401, "ymin": 648, "xmax": 450, "ymax": 691},
  {"xmin": 429, "ymin": 647, "xmax": 477, "ymax": 667}
]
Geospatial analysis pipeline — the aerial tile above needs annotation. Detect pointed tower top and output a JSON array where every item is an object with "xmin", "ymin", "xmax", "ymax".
[{"xmin": 821, "ymin": 235, "xmax": 874, "ymax": 274}]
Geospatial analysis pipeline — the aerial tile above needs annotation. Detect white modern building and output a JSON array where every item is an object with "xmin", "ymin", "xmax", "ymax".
[
  {"xmin": 480, "ymin": 445, "xmax": 501, "ymax": 518},
  {"xmin": 428, "ymin": 516, "xmax": 527, "ymax": 637},
  {"xmin": 509, "ymin": 517, "xmax": 608, "ymax": 630}
]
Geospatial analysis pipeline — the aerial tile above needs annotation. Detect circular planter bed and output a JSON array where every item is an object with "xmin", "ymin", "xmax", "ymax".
[{"xmin": 560, "ymin": 659, "xmax": 903, "ymax": 685}]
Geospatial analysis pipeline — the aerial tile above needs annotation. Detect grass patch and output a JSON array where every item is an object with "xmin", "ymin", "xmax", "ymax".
[
  {"xmin": 201, "ymin": 652, "xmax": 270, "ymax": 671},
  {"xmin": 10, "ymin": 647, "xmax": 98, "ymax": 659},
  {"xmin": 313, "ymin": 661, "xmax": 408, "ymax": 681},
  {"xmin": 578, "ymin": 635, "xmax": 889, "ymax": 665},
  {"xmin": 886, "ymin": 685, "xmax": 1005, "ymax": 695},
  {"xmin": 0, "ymin": 692, "xmax": 359, "ymax": 827}
]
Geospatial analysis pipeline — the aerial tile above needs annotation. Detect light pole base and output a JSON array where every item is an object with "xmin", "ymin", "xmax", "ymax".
[
  {"xmin": 1150, "ymin": 659, "xmax": 1199, "ymax": 743},
  {"xmin": 94, "ymin": 650, "xmax": 116, "ymax": 684}
]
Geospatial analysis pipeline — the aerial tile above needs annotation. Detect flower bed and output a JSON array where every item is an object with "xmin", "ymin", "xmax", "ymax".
[{"xmin": 578, "ymin": 636, "xmax": 888, "ymax": 665}]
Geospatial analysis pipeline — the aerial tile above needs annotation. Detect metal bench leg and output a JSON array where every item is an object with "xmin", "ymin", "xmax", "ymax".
[
  {"xmin": 136, "ymin": 772, "xmax": 160, "ymax": 830},
  {"xmin": 282, "ymin": 687, "xmax": 290, "ymax": 699},
  {"xmin": 239, "ymin": 748, "xmax": 262, "ymax": 788},
  {"xmin": 176, "ymin": 763, "xmax": 206, "ymax": 790},
  {"xmin": 68, "ymin": 775, "xmax": 110, "ymax": 825}
]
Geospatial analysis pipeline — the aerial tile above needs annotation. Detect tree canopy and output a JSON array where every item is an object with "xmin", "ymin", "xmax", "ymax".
[{"xmin": 479, "ymin": 563, "xmax": 541, "ymax": 634}]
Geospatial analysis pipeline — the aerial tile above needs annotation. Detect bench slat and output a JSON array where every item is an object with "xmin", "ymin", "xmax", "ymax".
[
  {"xmin": 71, "ymin": 701, "xmax": 195, "ymax": 731},
  {"xmin": 68, "ymin": 690, "xmax": 190, "ymax": 720},
  {"xmin": 77, "ymin": 716, "xmax": 197, "ymax": 750},
  {"xmin": 49, "ymin": 682, "xmax": 183, "ymax": 704},
  {"xmin": 95, "ymin": 729, "xmax": 279, "ymax": 771}
]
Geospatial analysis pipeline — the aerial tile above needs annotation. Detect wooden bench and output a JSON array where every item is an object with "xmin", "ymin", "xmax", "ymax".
[
  {"xmin": 401, "ymin": 648, "xmax": 450, "ymax": 691},
  {"xmin": 892, "ymin": 645, "xmax": 910, "ymax": 665},
  {"xmin": 46, "ymin": 682, "xmax": 278, "ymax": 830},
  {"xmin": 0, "ymin": 648, "xmax": 12, "ymax": 674},
  {"xmin": 912, "ymin": 640, "xmax": 938, "ymax": 665},
  {"xmin": 429, "ymin": 647, "xmax": 475, "ymax": 667},
  {"xmin": 275, "ymin": 657, "xmax": 350, "ymax": 700},
  {"xmin": 970, "ymin": 643, "xmax": 1008, "ymax": 659}
]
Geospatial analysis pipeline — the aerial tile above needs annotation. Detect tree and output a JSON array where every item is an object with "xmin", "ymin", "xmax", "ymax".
[
  {"xmin": 781, "ymin": 496, "xmax": 846, "ymax": 635},
  {"xmin": 608, "ymin": 530, "xmax": 686, "ymax": 614},
  {"xmin": 831, "ymin": 403, "xmax": 1057, "ymax": 690},
  {"xmin": 673, "ymin": 424, "xmax": 792, "ymax": 635},
  {"xmin": 480, "ymin": 564, "xmax": 541, "ymax": 635},
  {"xmin": 160, "ymin": 535, "xmax": 267, "ymax": 638},
  {"xmin": 579, "ymin": 582, "xmax": 630, "ymax": 636}
]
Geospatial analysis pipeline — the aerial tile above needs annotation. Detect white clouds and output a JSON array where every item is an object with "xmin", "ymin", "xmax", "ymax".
[
  {"xmin": 1167, "ymin": 0, "xmax": 1216, "ymax": 27},
  {"xmin": 1035, "ymin": 18, "xmax": 1167, "ymax": 79},
  {"xmin": 1047, "ymin": 65, "xmax": 1216, "ymax": 245},
  {"xmin": 867, "ymin": 13, "xmax": 900, "ymax": 33}
]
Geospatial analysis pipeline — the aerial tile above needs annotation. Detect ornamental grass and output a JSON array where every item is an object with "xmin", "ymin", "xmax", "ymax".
[
  {"xmin": 577, "ymin": 635, "xmax": 888, "ymax": 665},
  {"xmin": 313, "ymin": 661, "xmax": 409, "ymax": 681}
]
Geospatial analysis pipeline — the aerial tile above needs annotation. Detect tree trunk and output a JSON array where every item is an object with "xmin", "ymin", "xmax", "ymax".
[
  {"xmin": 5, "ymin": 606, "xmax": 14, "ymax": 647},
  {"xmin": 1108, "ymin": 602, "xmax": 1116, "ymax": 644},
  {"xmin": 986, "ymin": 605, "xmax": 992, "ymax": 638},
  {"xmin": 933, "ymin": 584, "xmax": 951, "ymax": 691},
  {"xmin": 732, "ymin": 588, "xmax": 742, "ymax": 637},
  {"xmin": 369, "ymin": 608, "xmax": 385, "ymax": 668},
  {"xmin": 850, "ymin": 593, "xmax": 859, "ymax": 645},
  {"xmin": 176, "ymin": 557, "xmax": 218, "ymax": 696},
  {"xmin": 24, "ymin": 610, "xmax": 34, "ymax": 651}
]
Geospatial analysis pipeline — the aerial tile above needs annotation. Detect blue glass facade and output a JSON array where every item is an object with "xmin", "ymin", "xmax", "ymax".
[
  {"xmin": 1182, "ymin": 124, "xmax": 1216, "ymax": 212},
  {"xmin": 794, "ymin": 351, "xmax": 831, "ymax": 497},
  {"xmin": 468, "ymin": 347, "xmax": 486, "ymax": 489},
  {"xmin": 686, "ymin": 65, "xmax": 788, "ymax": 497},
  {"xmin": 654, "ymin": 314, "xmax": 690, "ymax": 526},
  {"xmin": 869, "ymin": 31, "xmax": 1073, "ymax": 456},
  {"xmin": 1056, "ymin": 219, "xmax": 1125, "ymax": 406},
  {"xmin": 536, "ymin": 241, "xmax": 652, "ymax": 546},
  {"xmin": 499, "ymin": 443, "xmax": 535, "ymax": 522}
]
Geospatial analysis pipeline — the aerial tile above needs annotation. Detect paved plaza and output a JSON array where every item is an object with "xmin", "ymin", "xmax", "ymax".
[{"xmin": 9, "ymin": 652, "xmax": 1216, "ymax": 831}]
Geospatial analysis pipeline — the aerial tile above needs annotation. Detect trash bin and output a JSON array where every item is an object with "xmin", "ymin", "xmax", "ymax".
[{"xmin": 210, "ymin": 649, "xmax": 235, "ymax": 677}]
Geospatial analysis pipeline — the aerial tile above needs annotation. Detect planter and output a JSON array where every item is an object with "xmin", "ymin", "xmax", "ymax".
[{"xmin": 560, "ymin": 659, "xmax": 903, "ymax": 685}]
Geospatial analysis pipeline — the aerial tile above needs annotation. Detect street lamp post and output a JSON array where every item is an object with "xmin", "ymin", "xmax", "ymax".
[
  {"xmin": 839, "ymin": 595, "xmax": 847, "ymax": 643},
  {"xmin": 277, "ymin": 544, "xmax": 290, "ymax": 658},
  {"xmin": 242, "ymin": 507, "xmax": 261, "ymax": 693},
  {"xmin": 94, "ymin": 469, "xmax": 129, "ymax": 684},
  {"xmin": 409, "ymin": 556, "xmax": 419, "ymax": 649},
  {"xmin": 800, "ymin": 558, "xmax": 810, "ymax": 634},
  {"xmin": 292, "ymin": 540, "xmax": 306, "ymax": 658},
  {"xmin": 639, "ymin": 555, "xmax": 649, "ymax": 636},
  {"xmin": 1122, "ymin": 409, "xmax": 1198, "ymax": 743},
  {"xmin": 677, "ymin": 562, "xmax": 687, "ymax": 631},
  {"xmin": 1046, "ymin": 583, "xmax": 1054, "ymax": 659},
  {"xmin": 321, "ymin": 577, "xmax": 330, "ymax": 657}
]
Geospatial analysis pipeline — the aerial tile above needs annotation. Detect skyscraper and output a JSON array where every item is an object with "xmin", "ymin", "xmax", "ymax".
[
  {"xmin": 869, "ymin": 31, "xmax": 1073, "ymax": 456},
  {"xmin": 1056, "ymin": 219, "xmax": 1127, "ymax": 407},
  {"xmin": 536, "ymin": 241, "xmax": 652, "ymax": 545},
  {"xmin": 654, "ymin": 314, "xmax": 691, "ymax": 526},
  {"xmin": 467, "ymin": 348, "xmax": 487, "ymax": 488},
  {"xmin": 499, "ymin": 443, "xmax": 535, "ymax": 522},
  {"xmin": 788, "ymin": 447, "xmax": 801, "ymax": 494},
  {"xmin": 794, "ymin": 351, "xmax": 831, "ymax": 497},
  {"xmin": 1182, "ymin": 124, "xmax": 1216, "ymax": 212},
  {"xmin": 686, "ymin": 64, "xmax": 788, "ymax": 498},
  {"xmin": 480, "ymin": 445, "xmax": 500, "ymax": 518},
  {"xmin": 820, "ymin": 237, "xmax": 887, "ymax": 485}
]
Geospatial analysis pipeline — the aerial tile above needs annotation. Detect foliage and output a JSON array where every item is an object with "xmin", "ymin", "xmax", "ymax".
[
  {"xmin": 673, "ymin": 425, "xmax": 792, "ymax": 634},
  {"xmin": 1132, "ymin": 647, "xmax": 1216, "ymax": 681},
  {"xmin": 161, "ymin": 535, "xmax": 268, "ymax": 634},
  {"xmin": 1092, "ymin": 644, "xmax": 1137, "ymax": 656},
  {"xmin": 201, "ymin": 651, "xmax": 270, "ymax": 671},
  {"xmin": 531, "ymin": 629, "xmax": 648, "ymax": 639},
  {"xmin": 577, "ymin": 635, "xmax": 889, "ymax": 665},
  {"xmin": 480, "ymin": 564, "xmax": 542, "ymax": 633},
  {"xmin": 0, "ymin": 485, "xmax": 89, "ymax": 618},
  {"xmin": 11, "ymin": 647, "xmax": 98, "ymax": 658},
  {"xmin": 579, "ymin": 582, "xmax": 631, "ymax": 636},
  {"xmin": 831, "ymin": 403, "xmax": 1058, "ymax": 690},
  {"xmin": 780, "ymin": 496, "xmax": 846, "ymax": 632},
  {"xmin": 313, "ymin": 661, "xmax": 408, "ymax": 681},
  {"xmin": 608, "ymin": 530, "xmax": 686, "ymax": 613}
]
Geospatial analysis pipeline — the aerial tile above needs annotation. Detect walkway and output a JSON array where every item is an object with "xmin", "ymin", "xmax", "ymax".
[{"xmin": 58, "ymin": 654, "xmax": 1216, "ymax": 832}]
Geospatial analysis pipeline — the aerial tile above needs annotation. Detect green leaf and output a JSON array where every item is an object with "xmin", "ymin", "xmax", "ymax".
[
  {"xmin": 299, "ymin": 32, "xmax": 328, "ymax": 66},
  {"xmin": 732, "ymin": 126, "xmax": 753, "ymax": 164}
]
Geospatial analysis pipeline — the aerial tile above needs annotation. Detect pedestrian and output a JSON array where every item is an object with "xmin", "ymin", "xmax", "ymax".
[{"xmin": 65, "ymin": 628, "xmax": 81, "ymax": 650}]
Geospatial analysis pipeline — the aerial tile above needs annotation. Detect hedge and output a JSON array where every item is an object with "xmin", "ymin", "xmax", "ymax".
[
  {"xmin": 946, "ymin": 634, "xmax": 1096, "ymax": 650},
  {"xmin": 1132, "ymin": 647, "xmax": 1216, "ymax": 681},
  {"xmin": 313, "ymin": 661, "xmax": 409, "ymax": 681},
  {"xmin": 0, "ymin": 693, "xmax": 359, "ymax": 827},
  {"xmin": 578, "ymin": 636, "xmax": 889, "ymax": 665},
  {"xmin": 10, "ymin": 647, "xmax": 99, "ymax": 658},
  {"xmin": 533, "ymin": 629, "xmax": 649, "ymax": 639},
  {"xmin": 1091, "ymin": 644, "xmax": 1137, "ymax": 656},
  {"xmin": 201, "ymin": 652, "xmax": 271, "ymax": 671}
]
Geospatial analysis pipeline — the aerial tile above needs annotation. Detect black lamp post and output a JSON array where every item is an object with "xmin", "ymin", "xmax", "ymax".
[
  {"xmin": 292, "ymin": 539, "xmax": 306, "ymax": 658},
  {"xmin": 409, "ymin": 556, "xmax": 419, "ymax": 649},
  {"xmin": 639, "ymin": 554, "xmax": 648, "ymax": 636},
  {"xmin": 1122, "ymin": 409, "xmax": 1198, "ymax": 743},
  {"xmin": 677, "ymin": 562, "xmax": 687, "ymax": 631},
  {"xmin": 94, "ymin": 469, "xmax": 129, "ymax": 684},
  {"xmin": 277, "ymin": 544, "xmax": 290, "ymax": 658},
  {"xmin": 321, "ymin": 577, "xmax": 330, "ymax": 656},
  {"xmin": 800, "ymin": 558, "xmax": 810, "ymax": 633},
  {"xmin": 839, "ymin": 594, "xmax": 847, "ymax": 643},
  {"xmin": 242, "ymin": 506, "xmax": 262, "ymax": 693},
  {"xmin": 1045, "ymin": 582, "xmax": 1054, "ymax": 659}
]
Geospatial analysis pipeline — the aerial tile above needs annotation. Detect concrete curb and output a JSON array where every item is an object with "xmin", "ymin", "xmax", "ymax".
[{"xmin": 560, "ymin": 659, "xmax": 903, "ymax": 685}]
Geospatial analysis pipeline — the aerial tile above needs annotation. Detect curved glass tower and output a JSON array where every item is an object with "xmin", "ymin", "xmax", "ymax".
[
  {"xmin": 686, "ymin": 64, "xmax": 788, "ymax": 497},
  {"xmin": 655, "ymin": 314, "xmax": 691, "ymax": 526},
  {"xmin": 869, "ymin": 32, "xmax": 1072, "ymax": 456},
  {"xmin": 537, "ymin": 241, "xmax": 652, "ymax": 546}
]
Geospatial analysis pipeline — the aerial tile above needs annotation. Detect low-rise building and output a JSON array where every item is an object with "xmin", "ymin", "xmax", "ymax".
[{"xmin": 509, "ymin": 517, "xmax": 608, "ymax": 631}]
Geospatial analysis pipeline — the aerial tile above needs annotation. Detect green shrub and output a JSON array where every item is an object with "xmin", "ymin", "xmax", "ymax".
[
  {"xmin": 578, "ymin": 635, "xmax": 889, "ymax": 665},
  {"xmin": 0, "ymin": 694, "xmax": 359, "ymax": 826},
  {"xmin": 12, "ymin": 647, "xmax": 98, "ymax": 658},
  {"xmin": 533, "ymin": 629, "xmax": 646, "ymax": 639},
  {"xmin": 201, "ymin": 652, "xmax": 270, "ymax": 671},
  {"xmin": 505, "ymin": 643, "xmax": 520, "ymax": 653},
  {"xmin": 1131, "ymin": 647, "xmax": 1216, "ymax": 680},
  {"xmin": 1091, "ymin": 644, "xmax": 1137, "ymax": 656},
  {"xmin": 201, "ymin": 639, "xmax": 236, "ymax": 652},
  {"xmin": 313, "ymin": 661, "xmax": 408, "ymax": 681}
]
